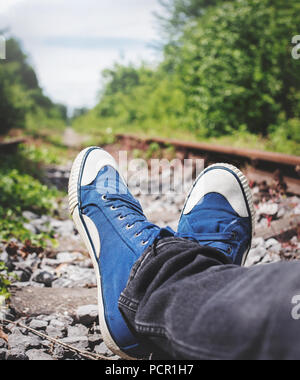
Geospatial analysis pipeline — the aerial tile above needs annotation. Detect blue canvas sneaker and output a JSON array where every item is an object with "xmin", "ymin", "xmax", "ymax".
[
  {"xmin": 68, "ymin": 147, "xmax": 173, "ymax": 359},
  {"xmin": 177, "ymin": 163, "xmax": 255, "ymax": 266}
]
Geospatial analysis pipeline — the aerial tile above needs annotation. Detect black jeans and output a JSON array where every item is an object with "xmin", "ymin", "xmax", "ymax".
[{"xmin": 118, "ymin": 238, "xmax": 300, "ymax": 360}]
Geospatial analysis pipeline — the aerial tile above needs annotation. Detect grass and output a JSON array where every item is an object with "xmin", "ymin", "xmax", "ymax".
[{"xmin": 72, "ymin": 115, "xmax": 300, "ymax": 156}]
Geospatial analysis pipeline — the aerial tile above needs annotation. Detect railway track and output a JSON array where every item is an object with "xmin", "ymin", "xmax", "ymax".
[{"xmin": 115, "ymin": 133, "xmax": 300, "ymax": 196}]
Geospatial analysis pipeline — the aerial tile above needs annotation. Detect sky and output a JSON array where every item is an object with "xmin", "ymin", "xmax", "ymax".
[{"xmin": 0, "ymin": 0, "xmax": 163, "ymax": 112}]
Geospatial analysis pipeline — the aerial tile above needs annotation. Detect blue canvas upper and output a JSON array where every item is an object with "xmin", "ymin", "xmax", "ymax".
[
  {"xmin": 79, "ymin": 164, "xmax": 174, "ymax": 356},
  {"xmin": 178, "ymin": 171, "xmax": 252, "ymax": 266}
]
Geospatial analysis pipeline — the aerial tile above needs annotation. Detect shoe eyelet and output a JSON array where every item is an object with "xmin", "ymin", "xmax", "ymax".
[
  {"xmin": 135, "ymin": 232, "xmax": 142, "ymax": 238},
  {"xmin": 102, "ymin": 195, "xmax": 107, "ymax": 201},
  {"xmin": 141, "ymin": 240, "xmax": 149, "ymax": 246},
  {"xmin": 118, "ymin": 215, "xmax": 125, "ymax": 221},
  {"xmin": 110, "ymin": 206, "xmax": 117, "ymax": 211},
  {"xmin": 227, "ymin": 247, "xmax": 233, "ymax": 254},
  {"xmin": 126, "ymin": 224, "xmax": 135, "ymax": 230}
]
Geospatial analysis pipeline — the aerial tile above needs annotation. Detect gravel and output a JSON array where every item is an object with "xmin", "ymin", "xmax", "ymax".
[
  {"xmin": 0, "ymin": 311, "xmax": 114, "ymax": 360},
  {"xmin": 75, "ymin": 305, "xmax": 98, "ymax": 326},
  {"xmin": 29, "ymin": 320, "xmax": 48, "ymax": 331},
  {"xmin": 0, "ymin": 162, "xmax": 298, "ymax": 360},
  {"xmin": 26, "ymin": 349, "xmax": 53, "ymax": 361},
  {"xmin": 31, "ymin": 270, "xmax": 55, "ymax": 287},
  {"xmin": 67, "ymin": 324, "xmax": 89, "ymax": 338}
]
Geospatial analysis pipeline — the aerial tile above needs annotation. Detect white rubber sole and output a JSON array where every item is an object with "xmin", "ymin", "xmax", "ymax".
[
  {"xmin": 180, "ymin": 163, "xmax": 255, "ymax": 266},
  {"xmin": 68, "ymin": 147, "xmax": 135, "ymax": 360}
]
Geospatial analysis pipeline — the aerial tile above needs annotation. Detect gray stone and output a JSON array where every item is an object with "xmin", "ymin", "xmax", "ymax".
[
  {"xmin": 0, "ymin": 348, "xmax": 7, "ymax": 360},
  {"xmin": 94, "ymin": 342, "xmax": 114, "ymax": 356},
  {"xmin": 251, "ymin": 237, "xmax": 265, "ymax": 248},
  {"xmin": 22, "ymin": 211, "xmax": 39, "ymax": 220},
  {"xmin": 245, "ymin": 254, "xmax": 261, "ymax": 267},
  {"xmin": 0, "ymin": 306, "xmax": 15, "ymax": 323},
  {"xmin": 52, "ymin": 266, "xmax": 96, "ymax": 288},
  {"xmin": 56, "ymin": 252, "xmax": 84, "ymax": 263},
  {"xmin": 90, "ymin": 324, "xmax": 102, "ymax": 335},
  {"xmin": 269, "ymin": 244, "xmax": 282, "ymax": 255},
  {"xmin": 29, "ymin": 319, "xmax": 48, "ymax": 331},
  {"xmin": 260, "ymin": 253, "xmax": 274, "ymax": 264},
  {"xmin": 6, "ymin": 348, "xmax": 28, "ymax": 360},
  {"xmin": 265, "ymin": 238, "xmax": 279, "ymax": 249},
  {"xmin": 31, "ymin": 269, "xmax": 55, "ymax": 287},
  {"xmin": 52, "ymin": 345, "xmax": 65, "ymax": 360},
  {"xmin": 12, "ymin": 281, "xmax": 45, "ymax": 288},
  {"xmin": 88, "ymin": 334, "xmax": 102, "ymax": 349},
  {"xmin": 26, "ymin": 253, "xmax": 41, "ymax": 268},
  {"xmin": 51, "ymin": 278, "xmax": 73, "ymax": 288},
  {"xmin": 258, "ymin": 202, "xmax": 279, "ymax": 216},
  {"xmin": 78, "ymin": 259, "xmax": 93, "ymax": 269},
  {"xmin": 14, "ymin": 269, "xmax": 31, "ymax": 282},
  {"xmin": 67, "ymin": 324, "xmax": 89, "ymax": 338},
  {"xmin": 76, "ymin": 305, "xmax": 98, "ymax": 326},
  {"xmin": 0, "ymin": 338, "xmax": 7, "ymax": 349},
  {"xmin": 23, "ymin": 223, "xmax": 38, "ymax": 235},
  {"xmin": 10, "ymin": 326, "xmax": 27, "ymax": 335},
  {"xmin": 55, "ymin": 314, "xmax": 74, "ymax": 326},
  {"xmin": 49, "ymin": 319, "xmax": 67, "ymax": 335},
  {"xmin": 14, "ymin": 261, "xmax": 34, "ymax": 273},
  {"xmin": 249, "ymin": 246, "xmax": 266, "ymax": 259},
  {"xmin": 61, "ymin": 336, "xmax": 89, "ymax": 351},
  {"xmin": 8, "ymin": 334, "xmax": 41, "ymax": 352},
  {"xmin": 0, "ymin": 251, "xmax": 14, "ymax": 271},
  {"xmin": 41, "ymin": 258, "xmax": 60, "ymax": 267},
  {"xmin": 26, "ymin": 349, "xmax": 53, "ymax": 361},
  {"xmin": 45, "ymin": 325, "xmax": 65, "ymax": 339},
  {"xmin": 277, "ymin": 207, "xmax": 285, "ymax": 219},
  {"xmin": 50, "ymin": 220, "xmax": 74, "ymax": 236}
]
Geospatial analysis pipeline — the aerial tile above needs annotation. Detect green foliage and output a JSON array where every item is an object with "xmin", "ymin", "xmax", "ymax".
[
  {"xmin": 0, "ymin": 146, "xmax": 59, "ymax": 246},
  {"xmin": 0, "ymin": 63, "xmax": 28, "ymax": 134},
  {"xmin": 146, "ymin": 142, "xmax": 162, "ymax": 159},
  {"xmin": 21, "ymin": 143, "xmax": 62, "ymax": 166},
  {"xmin": 73, "ymin": 0, "xmax": 300, "ymax": 155},
  {"xmin": 0, "ymin": 261, "xmax": 15, "ymax": 300},
  {"xmin": 174, "ymin": 0, "xmax": 300, "ymax": 137},
  {"xmin": 73, "ymin": 63, "xmax": 186, "ymax": 137},
  {"xmin": 157, "ymin": 0, "xmax": 229, "ymax": 40},
  {"xmin": 268, "ymin": 118, "xmax": 300, "ymax": 155},
  {"xmin": 0, "ymin": 36, "xmax": 67, "ymax": 136}
]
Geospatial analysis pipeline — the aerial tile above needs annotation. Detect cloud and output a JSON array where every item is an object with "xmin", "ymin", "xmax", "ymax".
[
  {"xmin": 0, "ymin": 0, "xmax": 162, "ymax": 110},
  {"xmin": 43, "ymin": 36, "xmax": 149, "ymax": 51},
  {"xmin": 0, "ymin": 0, "xmax": 25, "ymax": 14}
]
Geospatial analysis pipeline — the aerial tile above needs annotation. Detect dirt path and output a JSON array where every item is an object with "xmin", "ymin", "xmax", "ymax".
[{"xmin": 62, "ymin": 127, "xmax": 88, "ymax": 149}]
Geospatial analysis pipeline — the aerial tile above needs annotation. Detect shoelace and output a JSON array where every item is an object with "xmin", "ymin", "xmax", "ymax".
[
  {"xmin": 104, "ymin": 193, "xmax": 174, "ymax": 245},
  {"xmin": 175, "ymin": 231, "xmax": 235, "ymax": 255}
]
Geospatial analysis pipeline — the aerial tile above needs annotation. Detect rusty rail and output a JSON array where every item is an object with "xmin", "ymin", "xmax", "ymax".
[
  {"xmin": 116, "ymin": 133, "xmax": 300, "ymax": 195},
  {"xmin": 116, "ymin": 133, "xmax": 300, "ymax": 166}
]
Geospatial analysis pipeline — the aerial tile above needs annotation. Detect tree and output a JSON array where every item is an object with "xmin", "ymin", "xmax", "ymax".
[
  {"xmin": 3, "ymin": 38, "xmax": 39, "ymax": 90},
  {"xmin": 156, "ymin": 0, "xmax": 231, "ymax": 40},
  {"xmin": 172, "ymin": 0, "xmax": 300, "ymax": 136},
  {"xmin": 0, "ymin": 37, "xmax": 67, "ymax": 135}
]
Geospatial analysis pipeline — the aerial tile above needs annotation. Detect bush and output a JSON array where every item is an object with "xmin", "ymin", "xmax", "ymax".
[
  {"xmin": 0, "ymin": 146, "xmax": 59, "ymax": 246},
  {"xmin": 175, "ymin": 0, "xmax": 300, "ymax": 137}
]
